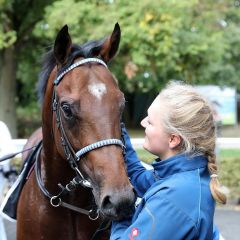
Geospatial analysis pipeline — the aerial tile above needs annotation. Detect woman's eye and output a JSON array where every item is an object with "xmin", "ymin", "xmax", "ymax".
[{"xmin": 61, "ymin": 104, "xmax": 73, "ymax": 118}]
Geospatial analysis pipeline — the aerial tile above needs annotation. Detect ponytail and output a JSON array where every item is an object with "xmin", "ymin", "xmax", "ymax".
[{"xmin": 208, "ymin": 153, "xmax": 227, "ymax": 204}]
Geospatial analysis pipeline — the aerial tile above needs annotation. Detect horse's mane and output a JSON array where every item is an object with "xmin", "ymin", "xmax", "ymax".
[{"xmin": 37, "ymin": 38, "xmax": 105, "ymax": 103}]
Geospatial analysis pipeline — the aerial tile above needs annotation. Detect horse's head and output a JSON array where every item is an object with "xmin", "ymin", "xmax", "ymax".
[{"xmin": 41, "ymin": 24, "xmax": 136, "ymax": 220}]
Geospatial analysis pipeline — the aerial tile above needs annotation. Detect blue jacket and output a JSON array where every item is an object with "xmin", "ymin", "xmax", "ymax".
[{"xmin": 111, "ymin": 127, "xmax": 217, "ymax": 240}]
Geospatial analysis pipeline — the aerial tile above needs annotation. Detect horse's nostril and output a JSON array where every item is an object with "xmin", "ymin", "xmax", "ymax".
[
  {"xmin": 101, "ymin": 195, "xmax": 119, "ymax": 219},
  {"xmin": 101, "ymin": 195, "xmax": 113, "ymax": 210}
]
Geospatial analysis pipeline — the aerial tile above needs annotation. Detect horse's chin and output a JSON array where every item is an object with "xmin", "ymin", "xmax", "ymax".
[
  {"xmin": 99, "ymin": 204, "xmax": 135, "ymax": 221},
  {"xmin": 92, "ymin": 185, "xmax": 136, "ymax": 220}
]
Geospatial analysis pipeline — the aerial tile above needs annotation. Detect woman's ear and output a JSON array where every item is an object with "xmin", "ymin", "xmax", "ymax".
[{"xmin": 169, "ymin": 134, "xmax": 181, "ymax": 149}]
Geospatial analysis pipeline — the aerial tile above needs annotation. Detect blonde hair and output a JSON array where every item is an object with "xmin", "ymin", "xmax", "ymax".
[{"xmin": 158, "ymin": 81, "xmax": 226, "ymax": 204}]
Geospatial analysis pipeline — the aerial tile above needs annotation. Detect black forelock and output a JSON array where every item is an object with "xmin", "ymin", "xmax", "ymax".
[{"xmin": 37, "ymin": 38, "xmax": 105, "ymax": 104}]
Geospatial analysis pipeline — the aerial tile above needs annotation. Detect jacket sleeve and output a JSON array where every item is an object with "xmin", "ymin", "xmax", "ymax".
[
  {"xmin": 213, "ymin": 225, "xmax": 220, "ymax": 240},
  {"xmin": 122, "ymin": 124, "xmax": 155, "ymax": 197},
  {"xmin": 110, "ymin": 193, "xmax": 197, "ymax": 240}
]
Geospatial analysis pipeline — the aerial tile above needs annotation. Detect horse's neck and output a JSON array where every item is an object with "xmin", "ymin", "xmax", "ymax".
[
  {"xmin": 40, "ymin": 146, "xmax": 93, "ymax": 211},
  {"xmin": 40, "ymin": 145, "xmax": 73, "ymax": 192}
]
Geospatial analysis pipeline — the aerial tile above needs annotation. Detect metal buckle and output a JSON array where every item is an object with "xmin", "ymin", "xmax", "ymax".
[
  {"xmin": 82, "ymin": 180, "xmax": 92, "ymax": 188},
  {"xmin": 66, "ymin": 182, "xmax": 76, "ymax": 191},
  {"xmin": 53, "ymin": 99, "xmax": 58, "ymax": 111}
]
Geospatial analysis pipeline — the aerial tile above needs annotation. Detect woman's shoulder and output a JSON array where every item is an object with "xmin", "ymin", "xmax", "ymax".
[
  {"xmin": 143, "ymin": 169, "xmax": 214, "ymax": 227},
  {"xmin": 148, "ymin": 167, "xmax": 213, "ymax": 204},
  {"xmin": 144, "ymin": 170, "xmax": 200, "ymax": 199}
]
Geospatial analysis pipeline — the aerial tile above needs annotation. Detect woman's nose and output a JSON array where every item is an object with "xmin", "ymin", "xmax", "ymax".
[{"xmin": 141, "ymin": 117, "xmax": 147, "ymax": 128}]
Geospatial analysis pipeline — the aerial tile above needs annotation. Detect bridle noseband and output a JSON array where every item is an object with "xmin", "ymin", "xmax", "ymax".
[{"xmin": 36, "ymin": 58, "xmax": 125, "ymax": 220}]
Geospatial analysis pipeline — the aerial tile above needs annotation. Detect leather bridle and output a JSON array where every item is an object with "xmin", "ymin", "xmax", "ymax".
[{"xmin": 35, "ymin": 58, "xmax": 125, "ymax": 221}]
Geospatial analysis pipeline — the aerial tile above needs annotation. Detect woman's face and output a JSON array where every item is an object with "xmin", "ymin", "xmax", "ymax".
[{"xmin": 141, "ymin": 96, "xmax": 178, "ymax": 160}]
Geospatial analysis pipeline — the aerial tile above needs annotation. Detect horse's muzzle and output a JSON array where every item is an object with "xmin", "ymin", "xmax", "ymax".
[{"xmin": 100, "ymin": 187, "xmax": 136, "ymax": 220}]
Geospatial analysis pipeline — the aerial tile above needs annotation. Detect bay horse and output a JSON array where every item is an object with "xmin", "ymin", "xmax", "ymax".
[{"xmin": 17, "ymin": 23, "xmax": 136, "ymax": 240}]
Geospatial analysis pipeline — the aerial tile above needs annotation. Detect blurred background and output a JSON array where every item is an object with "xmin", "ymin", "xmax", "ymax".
[{"xmin": 0, "ymin": 0, "xmax": 240, "ymax": 239}]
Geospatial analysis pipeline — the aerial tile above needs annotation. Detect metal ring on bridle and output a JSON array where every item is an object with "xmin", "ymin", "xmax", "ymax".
[
  {"xmin": 50, "ymin": 196, "xmax": 62, "ymax": 207},
  {"xmin": 88, "ymin": 209, "xmax": 100, "ymax": 220}
]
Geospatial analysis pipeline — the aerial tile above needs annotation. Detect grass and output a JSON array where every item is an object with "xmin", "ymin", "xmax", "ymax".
[
  {"xmin": 220, "ymin": 149, "xmax": 240, "ymax": 159},
  {"xmin": 135, "ymin": 149, "xmax": 155, "ymax": 164}
]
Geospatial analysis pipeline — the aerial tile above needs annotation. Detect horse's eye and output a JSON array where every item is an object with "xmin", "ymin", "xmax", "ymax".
[{"xmin": 61, "ymin": 103, "xmax": 73, "ymax": 119}]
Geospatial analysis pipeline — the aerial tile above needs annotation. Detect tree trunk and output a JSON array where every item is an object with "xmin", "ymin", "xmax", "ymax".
[{"xmin": 0, "ymin": 46, "xmax": 17, "ymax": 137}]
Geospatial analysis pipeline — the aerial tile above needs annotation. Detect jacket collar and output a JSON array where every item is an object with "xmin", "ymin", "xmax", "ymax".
[{"xmin": 152, "ymin": 153, "xmax": 208, "ymax": 179}]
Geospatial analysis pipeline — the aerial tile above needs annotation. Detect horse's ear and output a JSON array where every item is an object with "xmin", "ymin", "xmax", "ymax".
[
  {"xmin": 99, "ymin": 23, "xmax": 121, "ymax": 63},
  {"xmin": 54, "ymin": 25, "xmax": 72, "ymax": 67}
]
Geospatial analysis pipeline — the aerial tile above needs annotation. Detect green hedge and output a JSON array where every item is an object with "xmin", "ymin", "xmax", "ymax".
[{"xmin": 219, "ymin": 150, "xmax": 240, "ymax": 199}]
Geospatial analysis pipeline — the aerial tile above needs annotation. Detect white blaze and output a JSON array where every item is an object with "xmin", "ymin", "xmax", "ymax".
[{"xmin": 88, "ymin": 83, "xmax": 107, "ymax": 100}]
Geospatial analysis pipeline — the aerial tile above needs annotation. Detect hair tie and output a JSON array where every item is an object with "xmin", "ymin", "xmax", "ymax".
[{"xmin": 210, "ymin": 174, "xmax": 218, "ymax": 178}]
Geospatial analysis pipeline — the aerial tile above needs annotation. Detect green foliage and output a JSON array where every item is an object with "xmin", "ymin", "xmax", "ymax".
[
  {"xmin": 17, "ymin": 102, "xmax": 41, "ymax": 138},
  {"xmin": 0, "ymin": 1, "xmax": 16, "ymax": 48},
  {"xmin": 2, "ymin": 0, "xmax": 240, "ymax": 94},
  {"xmin": 31, "ymin": 0, "xmax": 240, "ymax": 93},
  {"xmin": 0, "ymin": 29, "xmax": 16, "ymax": 49},
  {"xmin": 1, "ymin": 0, "xmax": 240, "ymax": 134},
  {"xmin": 219, "ymin": 151, "xmax": 240, "ymax": 199},
  {"xmin": 34, "ymin": 0, "xmax": 111, "ymax": 41},
  {"xmin": 0, "ymin": 0, "xmax": 57, "ymax": 107}
]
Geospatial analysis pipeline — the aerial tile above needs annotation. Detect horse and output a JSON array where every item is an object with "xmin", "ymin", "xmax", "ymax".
[{"xmin": 16, "ymin": 23, "xmax": 136, "ymax": 240}]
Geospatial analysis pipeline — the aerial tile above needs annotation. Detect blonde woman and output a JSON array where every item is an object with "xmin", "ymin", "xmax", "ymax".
[{"xmin": 110, "ymin": 82, "xmax": 226, "ymax": 240}]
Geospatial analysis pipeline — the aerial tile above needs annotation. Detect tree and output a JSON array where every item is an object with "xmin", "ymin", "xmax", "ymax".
[
  {"xmin": 31, "ymin": 0, "xmax": 240, "ymax": 126},
  {"xmin": 1, "ymin": 0, "xmax": 240, "ymax": 135},
  {"xmin": 0, "ymin": 0, "xmax": 55, "ymax": 137},
  {"xmin": 33, "ymin": 0, "xmax": 240, "ymax": 92}
]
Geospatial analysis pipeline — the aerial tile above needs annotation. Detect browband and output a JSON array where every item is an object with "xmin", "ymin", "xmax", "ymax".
[{"xmin": 54, "ymin": 58, "xmax": 108, "ymax": 85}]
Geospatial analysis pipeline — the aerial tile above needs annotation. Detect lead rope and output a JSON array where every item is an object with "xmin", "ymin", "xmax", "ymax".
[{"xmin": 0, "ymin": 145, "xmax": 38, "ymax": 162}]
